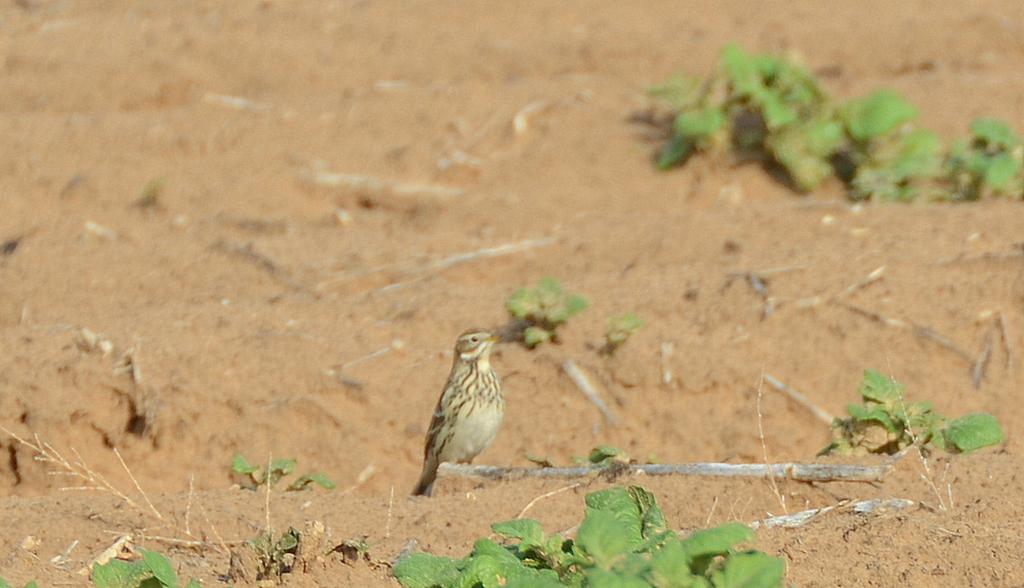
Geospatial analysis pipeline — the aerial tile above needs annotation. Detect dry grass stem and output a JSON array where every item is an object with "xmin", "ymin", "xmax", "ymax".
[
  {"xmin": 997, "ymin": 312, "xmax": 1013, "ymax": 369},
  {"xmin": 756, "ymin": 373, "xmax": 788, "ymax": 514},
  {"xmin": 762, "ymin": 373, "xmax": 834, "ymax": 425},
  {"xmin": 513, "ymin": 100, "xmax": 552, "ymax": 136},
  {"xmin": 971, "ymin": 328, "xmax": 994, "ymax": 388},
  {"xmin": 0, "ymin": 428, "xmax": 159, "ymax": 520},
  {"xmin": 660, "ymin": 342, "xmax": 674, "ymax": 386},
  {"xmin": 836, "ymin": 302, "xmax": 973, "ymax": 362},
  {"xmin": 515, "ymin": 483, "xmax": 582, "ymax": 519},
  {"xmin": 562, "ymin": 359, "xmax": 617, "ymax": 425},
  {"xmin": 114, "ymin": 447, "xmax": 163, "ymax": 520}
]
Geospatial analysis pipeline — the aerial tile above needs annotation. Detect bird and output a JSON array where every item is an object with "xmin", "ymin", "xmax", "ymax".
[{"xmin": 412, "ymin": 328, "xmax": 504, "ymax": 496}]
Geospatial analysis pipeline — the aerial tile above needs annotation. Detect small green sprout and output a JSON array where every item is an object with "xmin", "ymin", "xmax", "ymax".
[
  {"xmin": 506, "ymin": 277, "xmax": 589, "ymax": 348},
  {"xmin": 232, "ymin": 454, "xmax": 336, "ymax": 491},
  {"xmin": 605, "ymin": 313, "xmax": 644, "ymax": 354},
  {"xmin": 821, "ymin": 369, "xmax": 1005, "ymax": 455}
]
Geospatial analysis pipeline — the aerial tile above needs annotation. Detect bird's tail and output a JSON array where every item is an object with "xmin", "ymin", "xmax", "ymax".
[{"xmin": 412, "ymin": 455, "xmax": 438, "ymax": 496}]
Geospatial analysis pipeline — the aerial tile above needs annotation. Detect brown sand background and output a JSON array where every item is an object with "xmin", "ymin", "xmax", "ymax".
[{"xmin": 2, "ymin": 1, "xmax": 1024, "ymax": 585}]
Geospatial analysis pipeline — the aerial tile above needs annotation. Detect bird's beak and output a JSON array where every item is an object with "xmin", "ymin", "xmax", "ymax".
[{"xmin": 488, "ymin": 334, "xmax": 501, "ymax": 344}]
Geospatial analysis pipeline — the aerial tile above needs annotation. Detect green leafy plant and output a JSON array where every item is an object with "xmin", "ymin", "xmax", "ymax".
[
  {"xmin": 231, "ymin": 454, "xmax": 336, "ymax": 491},
  {"xmin": 248, "ymin": 527, "xmax": 301, "ymax": 580},
  {"xmin": 652, "ymin": 44, "xmax": 1023, "ymax": 202},
  {"xmin": 821, "ymin": 369, "xmax": 1005, "ymax": 455},
  {"xmin": 506, "ymin": 277, "xmax": 589, "ymax": 348},
  {"xmin": 604, "ymin": 313, "xmax": 644, "ymax": 354},
  {"xmin": 947, "ymin": 118, "xmax": 1024, "ymax": 200},
  {"xmin": 393, "ymin": 485, "xmax": 784, "ymax": 588},
  {"xmin": 839, "ymin": 90, "xmax": 942, "ymax": 201},
  {"xmin": 91, "ymin": 549, "xmax": 199, "ymax": 588},
  {"xmin": 0, "ymin": 580, "xmax": 38, "ymax": 588}
]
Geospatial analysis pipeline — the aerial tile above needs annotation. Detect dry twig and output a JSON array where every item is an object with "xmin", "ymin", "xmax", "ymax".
[
  {"xmin": 316, "ymin": 237, "xmax": 555, "ymax": 293},
  {"xmin": 762, "ymin": 373, "xmax": 834, "ymax": 425},
  {"xmin": 438, "ymin": 461, "xmax": 891, "ymax": 483},
  {"xmin": 562, "ymin": 359, "xmax": 617, "ymax": 425},
  {"xmin": 748, "ymin": 498, "xmax": 914, "ymax": 529}
]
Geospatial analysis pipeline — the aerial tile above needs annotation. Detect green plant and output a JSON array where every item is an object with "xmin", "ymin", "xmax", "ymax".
[
  {"xmin": 506, "ymin": 277, "xmax": 589, "ymax": 348},
  {"xmin": 248, "ymin": 527, "xmax": 301, "ymax": 580},
  {"xmin": 652, "ymin": 44, "xmax": 1023, "ymax": 202},
  {"xmin": 231, "ymin": 454, "xmax": 336, "ymax": 491},
  {"xmin": 839, "ymin": 90, "xmax": 943, "ymax": 201},
  {"xmin": 0, "ymin": 580, "xmax": 38, "ymax": 588},
  {"xmin": 947, "ymin": 118, "xmax": 1024, "ymax": 200},
  {"xmin": 91, "ymin": 549, "xmax": 199, "ymax": 588},
  {"xmin": 604, "ymin": 313, "xmax": 644, "ymax": 354},
  {"xmin": 393, "ymin": 485, "xmax": 784, "ymax": 588},
  {"xmin": 821, "ymin": 369, "xmax": 1005, "ymax": 455}
]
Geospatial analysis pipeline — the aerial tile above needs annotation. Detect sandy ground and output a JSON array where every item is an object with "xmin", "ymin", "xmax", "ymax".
[{"xmin": 2, "ymin": 0, "xmax": 1024, "ymax": 586}]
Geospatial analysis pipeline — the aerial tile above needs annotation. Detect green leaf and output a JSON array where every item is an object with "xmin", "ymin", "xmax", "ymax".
[
  {"xmin": 276, "ymin": 528, "xmax": 300, "ymax": 552},
  {"xmin": 889, "ymin": 129, "xmax": 942, "ymax": 180},
  {"xmin": 675, "ymin": 107, "xmax": 725, "ymax": 139},
  {"xmin": 491, "ymin": 519, "xmax": 545, "ymax": 546},
  {"xmin": 971, "ymin": 118, "xmax": 1018, "ymax": 148},
  {"xmin": 720, "ymin": 44, "xmax": 760, "ymax": 95},
  {"xmin": 564, "ymin": 294, "xmax": 589, "ymax": 318},
  {"xmin": 0, "ymin": 578, "xmax": 11, "ymax": 588},
  {"xmin": 586, "ymin": 568, "xmax": 653, "ymax": 588},
  {"xmin": 650, "ymin": 536, "xmax": 700, "ymax": 587},
  {"xmin": 393, "ymin": 553, "xmax": 461, "ymax": 588},
  {"xmin": 658, "ymin": 134, "xmax": 696, "ymax": 169},
  {"xmin": 627, "ymin": 486, "xmax": 668, "ymax": 538},
  {"xmin": 141, "ymin": 550, "xmax": 177, "ymax": 588},
  {"xmin": 846, "ymin": 404, "xmax": 899, "ymax": 433},
  {"xmin": 709, "ymin": 551, "xmax": 784, "ymax": 588},
  {"xmin": 91, "ymin": 559, "xmax": 149, "ymax": 588},
  {"xmin": 756, "ymin": 88, "xmax": 798, "ymax": 130},
  {"xmin": 681, "ymin": 523, "xmax": 754, "ymax": 560},
  {"xmin": 231, "ymin": 453, "xmax": 258, "ymax": 475},
  {"xmin": 523, "ymin": 326, "xmax": 551, "ymax": 348},
  {"xmin": 983, "ymin": 153, "xmax": 1021, "ymax": 189},
  {"xmin": 857, "ymin": 370, "xmax": 903, "ymax": 405},
  {"xmin": 287, "ymin": 472, "xmax": 337, "ymax": 491},
  {"xmin": 943, "ymin": 413, "xmax": 1005, "ymax": 452},
  {"xmin": 270, "ymin": 458, "xmax": 296, "ymax": 475},
  {"xmin": 536, "ymin": 277, "xmax": 563, "ymax": 300},
  {"xmin": 588, "ymin": 445, "xmax": 626, "ymax": 464},
  {"xmin": 843, "ymin": 90, "xmax": 918, "ymax": 141},
  {"xmin": 577, "ymin": 509, "xmax": 634, "ymax": 568},
  {"xmin": 506, "ymin": 288, "xmax": 539, "ymax": 319}
]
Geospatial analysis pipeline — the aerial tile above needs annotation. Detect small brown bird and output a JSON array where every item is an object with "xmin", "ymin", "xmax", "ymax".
[{"xmin": 412, "ymin": 328, "xmax": 504, "ymax": 496}]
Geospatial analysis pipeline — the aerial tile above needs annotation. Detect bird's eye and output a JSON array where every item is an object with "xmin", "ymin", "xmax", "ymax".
[{"xmin": 470, "ymin": 336, "xmax": 479, "ymax": 343}]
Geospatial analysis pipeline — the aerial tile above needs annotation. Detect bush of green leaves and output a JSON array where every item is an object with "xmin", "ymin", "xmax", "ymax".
[
  {"xmin": 653, "ymin": 44, "xmax": 1024, "ymax": 202},
  {"xmin": 506, "ymin": 277, "xmax": 589, "ymax": 348},
  {"xmin": 821, "ymin": 369, "xmax": 1005, "ymax": 456},
  {"xmin": 393, "ymin": 485, "xmax": 784, "ymax": 588}
]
